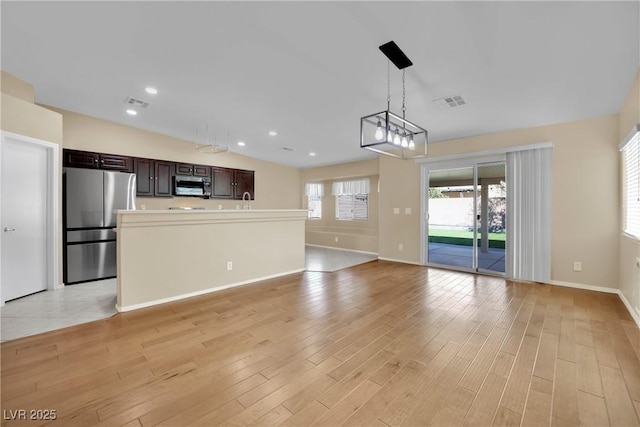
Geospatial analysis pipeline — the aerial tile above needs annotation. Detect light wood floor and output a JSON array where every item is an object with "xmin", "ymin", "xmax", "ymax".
[{"xmin": 2, "ymin": 261, "xmax": 639, "ymax": 427}]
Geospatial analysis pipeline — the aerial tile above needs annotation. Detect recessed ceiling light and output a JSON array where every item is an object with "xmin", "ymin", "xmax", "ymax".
[
  {"xmin": 237, "ymin": 141, "xmax": 246, "ymax": 147},
  {"xmin": 309, "ymin": 152, "xmax": 316, "ymax": 156},
  {"xmin": 268, "ymin": 130, "xmax": 278, "ymax": 136},
  {"xmin": 126, "ymin": 109, "xmax": 137, "ymax": 116},
  {"xmin": 145, "ymin": 87, "xmax": 158, "ymax": 95}
]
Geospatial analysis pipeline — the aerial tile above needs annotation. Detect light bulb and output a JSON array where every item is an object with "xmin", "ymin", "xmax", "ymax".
[
  {"xmin": 408, "ymin": 135, "xmax": 415, "ymax": 150},
  {"xmin": 387, "ymin": 127, "xmax": 394, "ymax": 143},
  {"xmin": 401, "ymin": 132, "xmax": 408, "ymax": 148},
  {"xmin": 374, "ymin": 120, "xmax": 384, "ymax": 141},
  {"xmin": 393, "ymin": 128, "xmax": 401, "ymax": 145}
]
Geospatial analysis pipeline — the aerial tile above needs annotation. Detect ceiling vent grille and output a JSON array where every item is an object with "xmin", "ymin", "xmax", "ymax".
[
  {"xmin": 125, "ymin": 96, "xmax": 150, "ymax": 108},
  {"xmin": 433, "ymin": 95, "xmax": 466, "ymax": 110}
]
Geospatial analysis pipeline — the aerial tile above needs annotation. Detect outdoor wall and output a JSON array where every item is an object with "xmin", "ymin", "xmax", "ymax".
[
  {"xmin": 51, "ymin": 107, "xmax": 302, "ymax": 210},
  {"xmin": 618, "ymin": 67, "xmax": 640, "ymax": 322},
  {"xmin": 1, "ymin": 71, "xmax": 64, "ymax": 287},
  {"xmin": 379, "ymin": 114, "xmax": 621, "ymax": 289},
  {"xmin": 301, "ymin": 159, "xmax": 379, "ymax": 253}
]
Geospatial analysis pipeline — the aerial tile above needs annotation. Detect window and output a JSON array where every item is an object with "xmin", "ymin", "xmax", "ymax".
[
  {"xmin": 305, "ymin": 182, "xmax": 324, "ymax": 220},
  {"xmin": 331, "ymin": 178, "xmax": 371, "ymax": 221},
  {"xmin": 621, "ymin": 124, "xmax": 640, "ymax": 239},
  {"xmin": 308, "ymin": 195, "xmax": 322, "ymax": 219},
  {"xmin": 336, "ymin": 194, "xmax": 368, "ymax": 220}
]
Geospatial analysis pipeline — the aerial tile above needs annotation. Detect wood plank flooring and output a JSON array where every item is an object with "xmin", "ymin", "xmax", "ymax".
[{"xmin": 1, "ymin": 261, "xmax": 639, "ymax": 426}]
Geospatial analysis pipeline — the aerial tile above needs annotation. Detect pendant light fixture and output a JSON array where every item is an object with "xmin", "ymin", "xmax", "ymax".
[{"xmin": 360, "ymin": 41, "xmax": 428, "ymax": 159}]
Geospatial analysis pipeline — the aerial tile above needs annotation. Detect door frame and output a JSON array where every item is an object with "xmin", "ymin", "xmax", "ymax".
[
  {"xmin": 420, "ymin": 154, "xmax": 505, "ymax": 272},
  {"xmin": 0, "ymin": 131, "xmax": 60, "ymax": 306}
]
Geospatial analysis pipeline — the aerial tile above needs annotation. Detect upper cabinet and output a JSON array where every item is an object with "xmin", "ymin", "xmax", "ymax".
[
  {"xmin": 234, "ymin": 169, "xmax": 255, "ymax": 200},
  {"xmin": 134, "ymin": 158, "xmax": 173, "ymax": 197},
  {"xmin": 211, "ymin": 167, "xmax": 234, "ymax": 199},
  {"xmin": 64, "ymin": 149, "xmax": 133, "ymax": 172},
  {"xmin": 176, "ymin": 163, "xmax": 211, "ymax": 178},
  {"xmin": 64, "ymin": 149, "xmax": 253, "ymax": 200}
]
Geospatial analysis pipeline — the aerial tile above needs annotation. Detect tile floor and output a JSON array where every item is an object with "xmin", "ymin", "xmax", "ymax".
[
  {"xmin": 0, "ymin": 245, "xmax": 379, "ymax": 342},
  {"xmin": 428, "ymin": 242, "xmax": 505, "ymax": 272},
  {"xmin": 0, "ymin": 279, "xmax": 117, "ymax": 342},
  {"xmin": 305, "ymin": 245, "xmax": 378, "ymax": 272}
]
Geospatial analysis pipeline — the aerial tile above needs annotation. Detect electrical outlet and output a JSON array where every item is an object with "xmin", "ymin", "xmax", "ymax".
[
  {"xmin": 398, "ymin": 243, "xmax": 404, "ymax": 251},
  {"xmin": 140, "ymin": 204, "xmax": 146, "ymax": 210},
  {"xmin": 218, "ymin": 204, "xmax": 223, "ymax": 210},
  {"xmin": 226, "ymin": 261, "xmax": 233, "ymax": 271},
  {"xmin": 573, "ymin": 261, "xmax": 582, "ymax": 272},
  {"xmin": 335, "ymin": 236, "xmax": 339, "ymax": 242}
]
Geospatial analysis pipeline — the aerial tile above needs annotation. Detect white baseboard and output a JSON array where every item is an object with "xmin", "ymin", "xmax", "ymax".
[
  {"xmin": 549, "ymin": 279, "xmax": 640, "ymax": 328},
  {"xmin": 116, "ymin": 269, "xmax": 305, "ymax": 312},
  {"xmin": 547, "ymin": 279, "xmax": 619, "ymax": 295},
  {"xmin": 377, "ymin": 257, "xmax": 423, "ymax": 266},
  {"xmin": 305, "ymin": 244, "xmax": 378, "ymax": 256}
]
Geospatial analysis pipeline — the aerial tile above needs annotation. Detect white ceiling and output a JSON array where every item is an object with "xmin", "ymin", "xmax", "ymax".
[{"xmin": 2, "ymin": 1, "xmax": 639, "ymax": 169}]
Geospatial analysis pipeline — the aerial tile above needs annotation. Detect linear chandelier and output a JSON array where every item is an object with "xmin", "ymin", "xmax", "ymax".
[{"xmin": 360, "ymin": 41, "xmax": 427, "ymax": 159}]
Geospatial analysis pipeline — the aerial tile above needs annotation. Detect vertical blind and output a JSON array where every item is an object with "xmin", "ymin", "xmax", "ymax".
[
  {"xmin": 506, "ymin": 147, "xmax": 552, "ymax": 283},
  {"xmin": 621, "ymin": 124, "xmax": 640, "ymax": 239}
]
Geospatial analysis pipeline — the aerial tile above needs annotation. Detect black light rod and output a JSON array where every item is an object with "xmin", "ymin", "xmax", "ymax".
[{"xmin": 379, "ymin": 41, "xmax": 413, "ymax": 70}]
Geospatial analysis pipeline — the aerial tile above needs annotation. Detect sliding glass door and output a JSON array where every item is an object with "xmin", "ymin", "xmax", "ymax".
[{"xmin": 425, "ymin": 159, "xmax": 506, "ymax": 274}]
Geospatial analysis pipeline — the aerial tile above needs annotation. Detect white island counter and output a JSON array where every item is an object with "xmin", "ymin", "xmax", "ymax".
[{"xmin": 115, "ymin": 209, "xmax": 307, "ymax": 311}]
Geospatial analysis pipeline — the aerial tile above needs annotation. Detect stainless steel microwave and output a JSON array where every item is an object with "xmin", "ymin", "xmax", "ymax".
[{"xmin": 173, "ymin": 175, "xmax": 211, "ymax": 197}]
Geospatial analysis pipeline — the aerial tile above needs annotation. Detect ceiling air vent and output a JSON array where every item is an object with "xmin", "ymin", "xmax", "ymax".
[
  {"xmin": 125, "ymin": 96, "xmax": 150, "ymax": 109},
  {"xmin": 433, "ymin": 95, "xmax": 466, "ymax": 110}
]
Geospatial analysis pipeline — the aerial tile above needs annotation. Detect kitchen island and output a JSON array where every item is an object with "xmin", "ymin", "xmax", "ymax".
[{"xmin": 115, "ymin": 209, "xmax": 307, "ymax": 311}]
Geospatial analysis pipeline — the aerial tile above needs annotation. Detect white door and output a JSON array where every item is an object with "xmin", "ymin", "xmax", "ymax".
[{"xmin": 1, "ymin": 138, "xmax": 49, "ymax": 301}]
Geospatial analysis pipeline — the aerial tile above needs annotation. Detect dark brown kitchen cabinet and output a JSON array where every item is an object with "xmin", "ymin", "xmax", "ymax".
[
  {"xmin": 176, "ymin": 163, "xmax": 211, "ymax": 178},
  {"xmin": 99, "ymin": 154, "xmax": 133, "ymax": 172},
  {"xmin": 211, "ymin": 167, "xmax": 234, "ymax": 199},
  {"xmin": 64, "ymin": 149, "xmax": 133, "ymax": 172},
  {"xmin": 234, "ymin": 169, "xmax": 254, "ymax": 200},
  {"xmin": 134, "ymin": 158, "xmax": 173, "ymax": 197},
  {"xmin": 64, "ymin": 150, "xmax": 99, "ymax": 169}
]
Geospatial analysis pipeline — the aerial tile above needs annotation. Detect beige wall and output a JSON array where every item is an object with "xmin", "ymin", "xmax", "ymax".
[
  {"xmin": 380, "ymin": 114, "xmax": 621, "ymax": 288},
  {"xmin": 1, "ymin": 72, "xmax": 64, "ymax": 287},
  {"xmin": 618, "ymin": 68, "xmax": 640, "ymax": 320},
  {"xmin": 51, "ymin": 107, "xmax": 302, "ymax": 210},
  {"xmin": 301, "ymin": 159, "xmax": 379, "ymax": 252},
  {"xmin": 0, "ymin": 71, "xmax": 35, "ymax": 103},
  {"xmin": 117, "ymin": 209, "xmax": 306, "ymax": 310}
]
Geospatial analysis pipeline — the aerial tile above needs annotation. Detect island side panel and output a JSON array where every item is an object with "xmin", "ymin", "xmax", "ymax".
[{"xmin": 116, "ymin": 210, "xmax": 306, "ymax": 310}]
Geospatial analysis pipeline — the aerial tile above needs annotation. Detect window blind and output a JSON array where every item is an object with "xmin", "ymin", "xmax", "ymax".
[
  {"xmin": 336, "ymin": 194, "xmax": 368, "ymax": 220},
  {"xmin": 621, "ymin": 125, "xmax": 640, "ymax": 239}
]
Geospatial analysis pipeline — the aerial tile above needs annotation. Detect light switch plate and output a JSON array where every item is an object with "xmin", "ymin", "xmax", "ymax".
[
  {"xmin": 393, "ymin": 208, "xmax": 400, "ymax": 214},
  {"xmin": 405, "ymin": 208, "xmax": 411, "ymax": 214}
]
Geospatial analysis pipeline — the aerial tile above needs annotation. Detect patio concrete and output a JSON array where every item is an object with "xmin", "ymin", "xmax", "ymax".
[{"xmin": 428, "ymin": 242, "xmax": 505, "ymax": 273}]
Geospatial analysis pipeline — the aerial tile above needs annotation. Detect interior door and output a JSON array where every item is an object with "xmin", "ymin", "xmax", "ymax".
[{"xmin": 1, "ymin": 139, "xmax": 49, "ymax": 301}]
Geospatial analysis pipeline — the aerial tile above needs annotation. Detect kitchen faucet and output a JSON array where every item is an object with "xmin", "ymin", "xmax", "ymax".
[{"xmin": 242, "ymin": 192, "xmax": 252, "ymax": 209}]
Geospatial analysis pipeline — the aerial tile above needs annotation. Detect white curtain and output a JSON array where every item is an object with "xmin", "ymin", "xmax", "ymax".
[
  {"xmin": 305, "ymin": 182, "xmax": 324, "ymax": 197},
  {"xmin": 506, "ymin": 147, "xmax": 552, "ymax": 283},
  {"xmin": 331, "ymin": 178, "xmax": 370, "ymax": 195}
]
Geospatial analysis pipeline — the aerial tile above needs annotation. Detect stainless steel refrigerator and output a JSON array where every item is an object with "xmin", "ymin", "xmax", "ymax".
[{"xmin": 64, "ymin": 168, "xmax": 136, "ymax": 284}]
